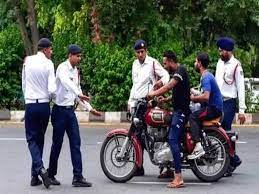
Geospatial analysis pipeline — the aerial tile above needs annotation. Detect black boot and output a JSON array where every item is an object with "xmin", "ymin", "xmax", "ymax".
[
  {"xmin": 30, "ymin": 176, "xmax": 42, "ymax": 186},
  {"xmin": 39, "ymin": 168, "xmax": 51, "ymax": 188},
  {"xmin": 72, "ymin": 176, "xmax": 92, "ymax": 187},
  {"xmin": 49, "ymin": 176, "xmax": 61, "ymax": 185},
  {"xmin": 134, "ymin": 166, "xmax": 145, "ymax": 176},
  {"xmin": 223, "ymin": 165, "xmax": 235, "ymax": 177}
]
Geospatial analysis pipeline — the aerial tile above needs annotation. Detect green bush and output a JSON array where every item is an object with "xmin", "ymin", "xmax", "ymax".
[
  {"xmin": 1, "ymin": 26, "xmax": 255, "ymax": 112},
  {"xmin": 0, "ymin": 25, "xmax": 24, "ymax": 109},
  {"xmin": 80, "ymin": 42, "xmax": 134, "ymax": 111}
]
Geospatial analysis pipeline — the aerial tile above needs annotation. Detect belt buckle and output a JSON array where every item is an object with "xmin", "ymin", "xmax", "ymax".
[{"xmin": 223, "ymin": 97, "xmax": 231, "ymax": 101}]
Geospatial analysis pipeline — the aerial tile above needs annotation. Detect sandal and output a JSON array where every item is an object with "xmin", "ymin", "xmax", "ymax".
[{"xmin": 167, "ymin": 180, "xmax": 184, "ymax": 188}]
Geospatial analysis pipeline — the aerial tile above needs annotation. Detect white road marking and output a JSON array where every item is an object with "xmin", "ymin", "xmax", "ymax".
[
  {"xmin": 97, "ymin": 141, "xmax": 103, "ymax": 144},
  {"xmin": 236, "ymin": 141, "xmax": 247, "ymax": 144},
  {"xmin": 129, "ymin": 181, "xmax": 211, "ymax": 186},
  {"xmin": 0, "ymin": 138, "xmax": 26, "ymax": 141}
]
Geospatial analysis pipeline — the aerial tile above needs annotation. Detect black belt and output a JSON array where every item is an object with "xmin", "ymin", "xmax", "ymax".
[{"xmin": 54, "ymin": 104, "xmax": 74, "ymax": 109}]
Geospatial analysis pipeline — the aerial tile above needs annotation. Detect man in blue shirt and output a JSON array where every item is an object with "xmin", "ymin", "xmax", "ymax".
[{"xmin": 188, "ymin": 52, "xmax": 223, "ymax": 160}]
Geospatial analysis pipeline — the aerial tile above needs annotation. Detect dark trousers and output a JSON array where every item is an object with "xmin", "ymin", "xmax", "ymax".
[
  {"xmin": 221, "ymin": 98, "xmax": 242, "ymax": 168},
  {"xmin": 168, "ymin": 111, "xmax": 185, "ymax": 173},
  {"xmin": 221, "ymin": 98, "xmax": 236, "ymax": 131},
  {"xmin": 48, "ymin": 105, "xmax": 83, "ymax": 178},
  {"xmin": 135, "ymin": 123, "xmax": 147, "ymax": 168},
  {"xmin": 25, "ymin": 103, "xmax": 50, "ymax": 177},
  {"xmin": 189, "ymin": 106, "xmax": 222, "ymax": 143}
]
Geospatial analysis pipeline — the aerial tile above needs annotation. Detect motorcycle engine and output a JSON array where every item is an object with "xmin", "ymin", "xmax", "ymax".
[
  {"xmin": 147, "ymin": 126, "xmax": 168, "ymax": 142},
  {"xmin": 153, "ymin": 142, "xmax": 173, "ymax": 164}
]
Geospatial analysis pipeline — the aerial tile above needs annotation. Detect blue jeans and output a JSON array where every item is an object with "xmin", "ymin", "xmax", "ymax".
[
  {"xmin": 189, "ymin": 106, "xmax": 222, "ymax": 143},
  {"xmin": 168, "ymin": 111, "xmax": 186, "ymax": 173},
  {"xmin": 25, "ymin": 103, "xmax": 50, "ymax": 177},
  {"xmin": 48, "ymin": 105, "xmax": 83, "ymax": 178},
  {"xmin": 221, "ymin": 98, "xmax": 236, "ymax": 131}
]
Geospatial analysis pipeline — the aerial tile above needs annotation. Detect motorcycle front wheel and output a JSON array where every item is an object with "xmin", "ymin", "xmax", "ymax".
[
  {"xmin": 100, "ymin": 134, "xmax": 138, "ymax": 183},
  {"xmin": 191, "ymin": 131, "xmax": 230, "ymax": 182}
]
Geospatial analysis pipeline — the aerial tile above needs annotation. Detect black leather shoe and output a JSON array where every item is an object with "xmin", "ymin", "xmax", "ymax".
[
  {"xmin": 72, "ymin": 177, "xmax": 92, "ymax": 187},
  {"xmin": 134, "ymin": 166, "xmax": 145, "ymax": 176},
  {"xmin": 231, "ymin": 154, "xmax": 242, "ymax": 169},
  {"xmin": 49, "ymin": 176, "xmax": 61, "ymax": 185},
  {"xmin": 39, "ymin": 168, "xmax": 51, "ymax": 188},
  {"xmin": 223, "ymin": 165, "xmax": 235, "ymax": 177},
  {"xmin": 235, "ymin": 159, "xmax": 242, "ymax": 168},
  {"xmin": 30, "ymin": 176, "xmax": 42, "ymax": 186},
  {"xmin": 223, "ymin": 171, "xmax": 233, "ymax": 177}
]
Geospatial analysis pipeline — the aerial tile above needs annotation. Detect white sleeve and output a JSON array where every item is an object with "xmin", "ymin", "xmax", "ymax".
[
  {"xmin": 215, "ymin": 61, "xmax": 220, "ymax": 83},
  {"xmin": 57, "ymin": 65, "xmax": 81, "ymax": 96},
  {"xmin": 22, "ymin": 63, "xmax": 26, "ymax": 95},
  {"xmin": 235, "ymin": 64, "xmax": 246, "ymax": 113},
  {"xmin": 154, "ymin": 60, "xmax": 169, "ymax": 85},
  {"xmin": 77, "ymin": 99, "xmax": 93, "ymax": 111},
  {"xmin": 48, "ymin": 62, "xmax": 57, "ymax": 95},
  {"xmin": 128, "ymin": 64, "xmax": 135, "ymax": 106}
]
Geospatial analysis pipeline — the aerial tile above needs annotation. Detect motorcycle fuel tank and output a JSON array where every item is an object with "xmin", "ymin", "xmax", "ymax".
[{"xmin": 145, "ymin": 107, "xmax": 172, "ymax": 127}]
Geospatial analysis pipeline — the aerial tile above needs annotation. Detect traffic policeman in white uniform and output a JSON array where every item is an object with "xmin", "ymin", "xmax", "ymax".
[
  {"xmin": 128, "ymin": 40, "xmax": 170, "ymax": 110},
  {"xmin": 215, "ymin": 37, "xmax": 245, "ymax": 176},
  {"xmin": 48, "ymin": 44, "xmax": 95, "ymax": 187},
  {"xmin": 128, "ymin": 40, "xmax": 170, "ymax": 176},
  {"xmin": 22, "ymin": 38, "xmax": 56, "ymax": 188}
]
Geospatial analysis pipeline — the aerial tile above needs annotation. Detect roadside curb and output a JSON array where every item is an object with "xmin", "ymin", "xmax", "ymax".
[
  {"xmin": 1, "ymin": 121, "xmax": 259, "ymax": 129},
  {"xmin": 1, "ymin": 110, "xmax": 259, "ymax": 126}
]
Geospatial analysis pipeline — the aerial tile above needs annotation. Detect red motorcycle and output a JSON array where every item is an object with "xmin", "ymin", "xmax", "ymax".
[{"xmin": 100, "ymin": 98, "xmax": 237, "ymax": 183}]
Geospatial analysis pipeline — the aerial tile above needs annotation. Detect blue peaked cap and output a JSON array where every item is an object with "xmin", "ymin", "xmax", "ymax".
[
  {"xmin": 38, "ymin": 38, "xmax": 52, "ymax": 48},
  {"xmin": 216, "ymin": 37, "xmax": 235, "ymax": 51},
  {"xmin": 68, "ymin": 44, "xmax": 81, "ymax": 54},
  {"xmin": 134, "ymin": 39, "xmax": 146, "ymax": 50}
]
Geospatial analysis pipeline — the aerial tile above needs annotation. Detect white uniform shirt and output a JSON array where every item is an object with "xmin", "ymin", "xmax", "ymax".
[
  {"xmin": 22, "ymin": 52, "xmax": 56, "ymax": 104},
  {"xmin": 54, "ymin": 60, "xmax": 92, "ymax": 111},
  {"xmin": 215, "ymin": 55, "xmax": 246, "ymax": 114},
  {"xmin": 128, "ymin": 55, "xmax": 169, "ymax": 108}
]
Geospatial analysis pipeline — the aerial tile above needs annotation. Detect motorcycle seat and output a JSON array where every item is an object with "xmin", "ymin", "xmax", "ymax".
[
  {"xmin": 184, "ymin": 117, "xmax": 221, "ymax": 128},
  {"xmin": 202, "ymin": 117, "xmax": 221, "ymax": 126}
]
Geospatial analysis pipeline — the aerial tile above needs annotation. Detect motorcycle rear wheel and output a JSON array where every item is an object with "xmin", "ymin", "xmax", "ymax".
[
  {"xmin": 191, "ymin": 131, "xmax": 230, "ymax": 182},
  {"xmin": 100, "ymin": 134, "xmax": 138, "ymax": 183}
]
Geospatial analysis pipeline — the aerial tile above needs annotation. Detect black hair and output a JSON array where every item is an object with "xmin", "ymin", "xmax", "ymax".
[
  {"xmin": 197, "ymin": 52, "xmax": 210, "ymax": 68},
  {"xmin": 38, "ymin": 46, "xmax": 45, "ymax": 51},
  {"xmin": 163, "ymin": 50, "xmax": 177, "ymax": 63}
]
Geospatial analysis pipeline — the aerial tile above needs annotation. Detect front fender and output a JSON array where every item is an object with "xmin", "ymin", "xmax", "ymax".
[
  {"xmin": 106, "ymin": 128, "xmax": 143, "ymax": 168},
  {"xmin": 204, "ymin": 127, "xmax": 235, "ymax": 156}
]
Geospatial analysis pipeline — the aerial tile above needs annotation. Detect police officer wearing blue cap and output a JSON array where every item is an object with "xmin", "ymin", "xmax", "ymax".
[
  {"xmin": 128, "ymin": 39, "xmax": 169, "ymax": 108},
  {"xmin": 128, "ymin": 39, "xmax": 170, "ymax": 176},
  {"xmin": 48, "ymin": 44, "xmax": 97, "ymax": 187},
  {"xmin": 22, "ymin": 38, "xmax": 56, "ymax": 188},
  {"xmin": 215, "ymin": 37, "xmax": 245, "ymax": 176}
]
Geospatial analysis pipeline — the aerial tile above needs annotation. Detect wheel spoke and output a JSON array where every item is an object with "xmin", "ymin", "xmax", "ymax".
[
  {"xmin": 195, "ymin": 134, "xmax": 227, "ymax": 177},
  {"xmin": 102, "ymin": 135, "xmax": 136, "ymax": 179}
]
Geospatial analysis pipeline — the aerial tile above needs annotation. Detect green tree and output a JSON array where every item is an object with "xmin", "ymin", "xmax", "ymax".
[{"xmin": 0, "ymin": 24, "xmax": 23, "ymax": 109}]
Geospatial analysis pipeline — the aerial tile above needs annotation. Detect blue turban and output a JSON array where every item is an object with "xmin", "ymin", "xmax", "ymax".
[
  {"xmin": 68, "ymin": 44, "xmax": 81, "ymax": 54},
  {"xmin": 134, "ymin": 39, "xmax": 146, "ymax": 50},
  {"xmin": 216, "ymin": 37, "xmax": 235, "ymax": 51},
  {"xmin": 38, "ymin": 38, "xmax": 52, "ymax": 48}
]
